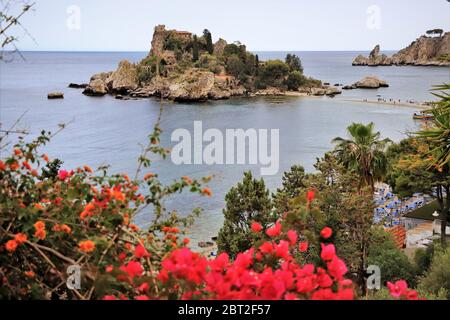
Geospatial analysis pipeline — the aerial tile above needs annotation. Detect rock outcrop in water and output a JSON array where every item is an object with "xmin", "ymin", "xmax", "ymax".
[
  {"xmin": 352, "ymin": 45, "xmax": 393, "ymax": 66},
  {"xmin": 353, "ymin": 32, "xmax": 450, "ymax": 67},
  {"xmin": 83, "ymin": 25, "xmax": 327, "ymax": 102},
  {"xmin": 353, "ymin": 76, "xmax": 389, "ymax": 89}
]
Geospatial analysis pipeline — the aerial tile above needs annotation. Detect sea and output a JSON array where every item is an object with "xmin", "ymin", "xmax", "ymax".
[{"xmin": 1, "ymin": 51, "xmax": 449, "ymax": 245}]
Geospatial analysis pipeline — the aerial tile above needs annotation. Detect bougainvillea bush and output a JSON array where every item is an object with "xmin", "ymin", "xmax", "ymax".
[{"xmin": 0, "ymin": 123, "xmax": 420, "ymax": 300}]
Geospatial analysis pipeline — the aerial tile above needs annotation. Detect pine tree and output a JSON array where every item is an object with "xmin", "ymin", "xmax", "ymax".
[
  {"xmin": 203, "ymin": 29, "xmax": 214, "ymax": 55},
  {"xmin": 273, "ymin": 165, "xmax": 306, "ymax": 213},
  {"xmin": 217, "ymin": 172, "xmax": 274, "ymax": 257},
  {"xmin": 192, "ymin": 35, "xmax": 199, "ymax": 62},
  {"xmin": 255, "ymin": 54, "xmax": 260, "ymax": 75}
]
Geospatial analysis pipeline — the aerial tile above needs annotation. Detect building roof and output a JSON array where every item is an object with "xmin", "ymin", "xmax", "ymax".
[
  {"xmin": 385, "ymin": 225, "xmax": 407, "ymax": 249},
  {"xmin": 404, "ymin": 200, "xmax": 439, "ymax": 221}
]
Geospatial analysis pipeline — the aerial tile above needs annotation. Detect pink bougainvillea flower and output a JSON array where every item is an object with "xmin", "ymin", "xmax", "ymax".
[
  {"xmin": 287, "ymin": 230, "xmax": 298, "ymax": 246},
  {"xmin": 134, "ymin": 244, "xmax": 150, "ymax": 259},
  {"xmin": 327, "ymin": 257, "xmax": 348, "ymax": 281},
  {"xmin": 387, "ymin": 280, "xmax": 408, "ymax": 298},
  {"xmin": 299, "ymin": 241, "xmax": 309, "ymax": 252},
  {"xmin": 320, "ymin": 227, "xmax": 333, "ymax": 239},
  {"xmin": 251, "ymin": 221, "xmax": 263, "ymax": 233},
  {"xmin": 320, "ymin": 243, "xmax": 336, "ymax": 261},
  {"xmin": 120, "ymin": 261, "xmax": 144, "ymax": 279},
  {"xmin": 266, "ymin": 221, "xmax": 282, "ymax": 238},
  {"xmin": 58, "ymin": 170, "xmax": 69, "ymax": 181}
]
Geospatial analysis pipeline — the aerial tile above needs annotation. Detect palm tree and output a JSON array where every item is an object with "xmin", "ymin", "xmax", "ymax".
[
  {"xmin": 417, "ymin": 84, "xmax": 450, "ymax": 167},
  {"xmin": 415, "ymin": 84, "xmax": 450, "ymax": 246},
  {"xmin": 332, "ymin": 122, "xmax": 392, "ymax": 190}
]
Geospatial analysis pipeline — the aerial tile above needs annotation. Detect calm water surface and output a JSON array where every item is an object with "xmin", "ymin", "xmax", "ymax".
[{"xmin": 1, "ymin": 51, "xmax": 449, "ymax": 244}]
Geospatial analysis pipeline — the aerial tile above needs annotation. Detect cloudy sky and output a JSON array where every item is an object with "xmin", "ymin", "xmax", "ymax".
[{"xmin": 7, "ymin": 0, "xmax": 450, "ymax": 51}]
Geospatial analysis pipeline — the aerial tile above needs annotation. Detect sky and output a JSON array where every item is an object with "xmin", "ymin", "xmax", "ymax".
[{"xmin": 5, "ymin": 0, "xmax": 450, "ymax": 52}]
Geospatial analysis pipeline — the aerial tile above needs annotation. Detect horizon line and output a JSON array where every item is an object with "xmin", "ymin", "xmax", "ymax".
[{"xmin": 11, "ymin": 49, "xmax": 401, "ymax": 53}]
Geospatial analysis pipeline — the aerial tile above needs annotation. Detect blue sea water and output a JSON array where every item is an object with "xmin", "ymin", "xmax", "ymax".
[{"xmin": 1, "ymin": 51, "xmax": 449, "ymax": 244}]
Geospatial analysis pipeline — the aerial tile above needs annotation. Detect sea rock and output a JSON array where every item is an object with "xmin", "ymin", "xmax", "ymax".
[
  {"xmin": 48, "ymin": 92, "xmax": 64, "ymax": 99},
  {"xmin": 325, "ymin": 87, "xmax": 342, "ymax": 96},
  {"xmin": 352, "ymin": 45, "xmax": 393, "ymax": 66},
  {"xmin": 342, "ymin": 84, "xmax": 357, "ymax": 90},
  {"xmin": 68, "ymin": 83, "xmax": 88, "ymax": 89},
  {"xmin": 106, "ymin": 60, "xmax": 139, "ymax": 93},
  {"xmin": 310, "ymin": 87, "xmax": 327, "ymax": 96},
  {"xmin": 353, "ymin": 76, "xmax": 389, "ymax": 89},
  {"xmin": 83, "ymin": 72, "xmax": 111, "ymax": 96}
]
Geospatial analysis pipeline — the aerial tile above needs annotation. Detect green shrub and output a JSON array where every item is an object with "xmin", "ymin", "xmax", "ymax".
[
  {"xmin": 368, "ymin": 228, "xmax": 418, "ymax": 287},
  {"xmin": 257, "ymin": 60, "xmax": 290, "ymax": 88},
  {"xmin": 217, "ymin": 172, "xmax": 274, "ymax": 258},
  {"xmin": 285, "ymin": 71, "xmax": 307, "ymax": 91},
  {"xmin": 418, "ymin": 248, "xmax": 450, "ymax": 299}
]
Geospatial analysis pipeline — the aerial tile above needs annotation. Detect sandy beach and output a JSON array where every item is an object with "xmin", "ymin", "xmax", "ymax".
[{"xmin": 337, "ymin": 98, "xmax": 429, "ymax": 109}]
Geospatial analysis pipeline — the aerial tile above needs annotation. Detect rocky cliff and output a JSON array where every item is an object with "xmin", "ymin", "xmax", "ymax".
[{"xmin": 353, "ymin": 32, "xmax": 450, "ymax": 67}]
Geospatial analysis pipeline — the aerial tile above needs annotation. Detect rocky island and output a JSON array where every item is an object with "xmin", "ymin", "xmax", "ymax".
[
  {"xmin": 353, "ymin": 30, "xmax": 450, "ymax": 67},
  {"xmin": 82, "ymin": 25, "xmax": 338, "ymax": 102}
]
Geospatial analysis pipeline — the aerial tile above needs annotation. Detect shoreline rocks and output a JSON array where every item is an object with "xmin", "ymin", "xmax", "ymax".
[{"xmin": 353, "ymin": 32, "xmax": 450, "ymax": 67}]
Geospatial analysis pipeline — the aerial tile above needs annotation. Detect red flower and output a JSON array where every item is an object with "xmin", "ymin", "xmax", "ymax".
[
  {"xmin": 320, "ymin": 243, "xmax": 336, "ymax": 261},
  {"xmin": 22, "ymin": 161, "xmax": 31, "ymax": 171},
  {"xmin": 266, "ymin": 221, "xmax": 282, "ymax": 238},
  {"xmin": 320, "ymin": 227, "xmax": 333, "ymax": 239},
  {"xmin": 134, "ymin": 244, "xmax": 150, "ymax": 259},
  {"xmin": 5, "ymin": 240, "xmax": 18, "ymax": 252},
  {"xmin": 135, "ymin": 295, "xmax": 150, "ymax": 300},
  {"xmin": 407, "ymin": 290, "xmax": 419, "ymax": 300},
  {"xmin": 299, "ymin": 241, "xmax": 309, "ymax": 252},
  {"xmin": 307, "ymin": 190, "xmax": 315, "ymax": 203},
  {"xmin": 58, "ymin": 170, "xmax": 69, "ymax": 181},
  {"xmin": 14, "ymin": 233, "xmax": 27, "ymax": 244},
  {"xmin": 138, "ymin": 282, "xmax": 150, "ymax": 293},
  {"xmin": 259, "ymin": 242, "xmax": 274, "ymax": 255},
  {"xmin": 120, "ymin": 261, "xmax": 144, "ymax": 279},
  {"xmin": 9, "ymin": 161, "xmax": 19, "ymax": 171},
  {"xmin": 287, "ymin": 230, "xmax": 298, "ymax": 246},
  {"xmin": 327, "ymin": 257, "xmax": 348, "ymax": 280},
  {"xmin": 275, "ymin": 240, "xmax": 290, "ymax": 259},
  {"xmin": 79, "ymin": 240, "xmax": 96, "ymax": 253},
  {"xmin": 103, "ymin": 295, "xmax": 117, "ymax": 300},
  {"xmin": 118, "ymin": 252, "xmax": 127, "ymax": 261},
  {"xmin": 387, "ymin": 280, "xmax": 408, "ymax": 298},
  {"xmin": 251, "ymin": 221, "xmax": 263, "ymax": 233}
]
